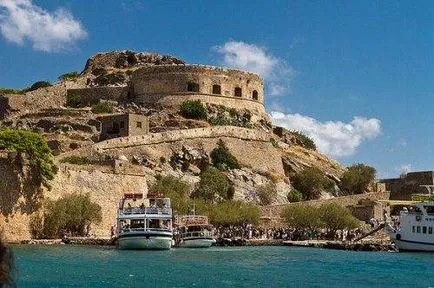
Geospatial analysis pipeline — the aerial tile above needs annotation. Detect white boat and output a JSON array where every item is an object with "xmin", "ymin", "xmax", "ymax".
[
  {"xmin": 115, "ymin": 193, "xmax": 173, "ymax": 250},
  {"xmin": 174, "ymin": 213, "xmax": 216, "ymax": 248},
  {"xmin": 385, "ymin": 193, "xmax": 434, "ymax": 252}
]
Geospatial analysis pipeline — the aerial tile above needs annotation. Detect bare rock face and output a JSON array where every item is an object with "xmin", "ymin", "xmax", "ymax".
[{"xmin": 82, "ymin": 50, "xmax": 185, "ymax": 75}]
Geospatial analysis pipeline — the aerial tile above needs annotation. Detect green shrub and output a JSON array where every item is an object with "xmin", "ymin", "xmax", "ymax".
[
  {"xmin": 58, "ymin": 71, "xmax": 79, "ymax": 81},
  {"xmin": 281, "ymin": 203, "xmax": 360, "ymax": 232},
  {"xmin": 91, "ymin": 102, "xmax": 115, "ymax": 114},
  {"xmin": 281, "ymin": 204, "xmax": 321, "ymax": 229},
  {"xmin": 179, "ymin": 100, "xmax": 207, "ymax": 120},
  {"xmin": 0, "ymin": 128, "xmax": 57, "ymax": 188},
  {"xmin": 0, "ymin": 87, "xmax": 25, "ymax": 95},
  {"xmin": 94, "ymin": 72, "xmax": 126, "ymax": 86},
  {"xmin": 149, "ymin": 175, "xmax": 191, "ymax": 214},
  {"xmin": 210, "ymin": 139, "xmax": 240, "ymax": 170},
  {"xmin": 256, "ymin": 183, "xmax": 277, "ymax": 205},
  {"xmin": 291, "ymin": 130, "xmax": 316, "ymax": 150},
  {"xmin": 25, "ymin": 81, "xmax": 52, "ymax": 92},
  {"xmin": 291, "ymin": 167, "xmax": 334, "ymax": 200},
  {"xmin": 318, "ymin": 203, "xmax": 359, "ymax": 233},
  {"xmin": 207, "ymin": 201, "xmax": 259, "ymax": 226},
  {"xmin": 339, "ymin": 163, "xmax": 376, "ymax": 195},
  {"xmin": 287, "ymin": 189, "xmax": 303, "ymax": 202},
  {"xmin": 208, "ymin": 116, "xmax": 252, "ymax": 128},
  {"xmin": 41, "ymin": 193, "xmax": 102, "ymax": 238},
  {"xmin": 66, "ymin": 94, "xmax": 82, "ymax": 108},
  {"xmin": 193, "ymin": 168, "xmax": 233, "ymax": 203}
]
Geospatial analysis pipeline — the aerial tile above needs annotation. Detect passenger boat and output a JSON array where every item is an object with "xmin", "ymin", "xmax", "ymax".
[
  {"xmin": 115, "ymin": 193, "xmax": 173, "ymax": 250},
  {"xmin": 174, "ymin": 212, "xmax": 216, "ymax": 248},
  {"xmin": 385, "ymin": 193, "xmax": 434, "ymax": 252}
]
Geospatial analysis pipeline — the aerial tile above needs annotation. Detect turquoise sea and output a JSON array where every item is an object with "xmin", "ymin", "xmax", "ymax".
[{"xmin": 12, "ymin": 245, "xmax": 434, "ymax": 287}]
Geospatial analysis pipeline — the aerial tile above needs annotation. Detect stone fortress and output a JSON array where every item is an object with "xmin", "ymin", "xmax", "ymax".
[{"xmin": 67, "ymin": 64, "xmax": 266, "ymax": 117}]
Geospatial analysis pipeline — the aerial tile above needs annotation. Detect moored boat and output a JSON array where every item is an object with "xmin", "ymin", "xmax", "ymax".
[
  {"xmin": 174, "ymin": 213, "xmax": 216, "ymax": 248},
  {"xmin": 385, "ymin": 193, "xmax": 434, "ymax": 252},
  {"xmin": 115, "ymin": 193, "xmax": 173, "ymax": 250}
]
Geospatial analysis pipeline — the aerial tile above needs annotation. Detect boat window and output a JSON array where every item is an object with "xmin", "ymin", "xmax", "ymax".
[
  {"xmin": 424, "ymin": 206, "xmax": 434, "ymax": 214},
  {"xmin": 429, "ymin": 227, "xmax": 433, "ymax": 234},
  {"xmin": 423, "ymin": 226, "xmax": 427, "ymax": 234},
  {"xmin": 417, "ymin": 226, "xmax": 421, "ymax": 233},
  {"xmin": 412, "ymin": 226, "xmax": 415, "ymax": 233}
]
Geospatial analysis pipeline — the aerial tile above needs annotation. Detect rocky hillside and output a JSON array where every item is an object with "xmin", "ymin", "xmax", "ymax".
[{"xmin": 0, "ymin": 50, "xmax": 350, "ymax": 241}]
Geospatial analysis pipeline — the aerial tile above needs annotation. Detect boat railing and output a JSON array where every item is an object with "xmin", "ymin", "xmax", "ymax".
[
  {"xmin": 121, "ymin": 227, "xmax": 172, "ymax": 233},
  {"xmin": 121, "ymin": 207, "xmax": 172, "ymax": 215},
  {"xmin": 181, "ymin": 230, "xmax": 213, "ymax": 238}
]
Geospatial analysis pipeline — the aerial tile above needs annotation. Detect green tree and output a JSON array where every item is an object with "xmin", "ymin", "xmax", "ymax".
[
  {"xmin": 0, "ymin": 128, "xmax": 57, "ymax": 188},
  {"xmin": 291, "ymin": 130, "xmax": 316, "ymax": 150},
  {"xmin": 339, "ymin": 163, "xmax": 376, "ymax": 195},
  {"xmin": 149, "ymin": 175, "xmax": 191, "ymax": 214},
  {"xmin": 210, "ymin": 139, "xmax": 240, "ymax": 170},
  {"xmin": 179, "ymin": 100, "xmax": 207, "ymax": 120},
  {"xmin": 193, "ymin": 168, "xmax": 233, "ymax": 203},
  {"xmin": 256, "ymin": 183, "xmax": 277, "ymax": 205},
  {"xmin": 291, "ymin": 167, "xmax": 334, "ymax": 200},
  {"xmin": 281, "ymin": 204, "xmax": 321, "ymax": 229},
  {"xmin": 42, "ymin": 193, "xmax": 102, "ymax": 238},
  {"xmin": 207, "ymin": 201, "xmax": 259, "ymax": 226},
  {"xmin": 318, "ymin": 203, "xmax": 360, "ymax": 233}
]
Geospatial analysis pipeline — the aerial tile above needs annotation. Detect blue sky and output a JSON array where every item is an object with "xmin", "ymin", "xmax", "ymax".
[{"xmin": 0, "ymin": 0, "xmax": 433, "ymax": 178}]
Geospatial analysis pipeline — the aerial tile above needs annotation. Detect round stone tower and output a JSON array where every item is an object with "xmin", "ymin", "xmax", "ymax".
[{"xmin": 130, "ymin": 65, "xmax": 265, "ymax": 115}]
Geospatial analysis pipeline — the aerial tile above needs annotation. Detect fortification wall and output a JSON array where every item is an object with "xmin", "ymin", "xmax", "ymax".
[
  {"xmin": 94, "ymin": 126, "xmax": 271, "ymax": 151},
  {"xmin": 45, "ymin": 166, "xmax": 149, "ymax": 238},
  {"xmin": 380, "ymin": 171, "xmax": 434, "ymax": 200},
  {"xmin": 259, "ymin": 191, "xmax": 390, "ymax": 227},
  {"xmin": 67, "ymin": 86, "xmax": 129, "ymax": 106},
  {"xmin": 131, "ymin": 65, "xmax": 265, "ymax": 114}
]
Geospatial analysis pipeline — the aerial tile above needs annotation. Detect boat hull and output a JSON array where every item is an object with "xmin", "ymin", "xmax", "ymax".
[
  {"xmin": 178, "ymin": 238, "xmax": 216, "ymax": 248},
  {"xmin": 117, "ymin": 233, "xmax": 172, "ymax": 250},
  {"xmin": 393, "ymin": 238, "xmax": 434, "ymax": 252}
]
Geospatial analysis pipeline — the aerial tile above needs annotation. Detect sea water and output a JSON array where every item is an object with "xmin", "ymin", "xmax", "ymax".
[{"xmin": 13, "ymin": 245, "xmax": 434, "ymax": 287}]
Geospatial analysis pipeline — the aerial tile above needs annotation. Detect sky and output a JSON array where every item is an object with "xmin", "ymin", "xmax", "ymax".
[{"xmin": 0, "ymin": 0, "xmax": 433, "ymax": 178}]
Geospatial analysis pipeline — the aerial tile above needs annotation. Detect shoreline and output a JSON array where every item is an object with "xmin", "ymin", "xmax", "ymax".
[{"xmin": 11, "ymin": 237, "xmax": 396, "ymax": 252}]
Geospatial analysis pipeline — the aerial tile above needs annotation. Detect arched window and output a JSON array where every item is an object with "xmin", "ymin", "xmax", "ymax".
[
  {"xmin": 252, "ymin": 90, "xmax": 258, "ymax": 100},
  {"xmin": 234, "ymin": 87, "xmax": 242, "ymax": 97},
  {"xmin": 212, "ymin": 85, "xmax": 221, "ymax": 95},
  {"xmin": 187, "ymin": 82, "xmax": 199, "ymax": 92}
]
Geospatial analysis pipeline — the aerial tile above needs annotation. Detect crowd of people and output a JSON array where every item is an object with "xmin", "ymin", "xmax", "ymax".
[{"xmin": 214, "ymin": 225, "xmax": 364, "ymax": 242}]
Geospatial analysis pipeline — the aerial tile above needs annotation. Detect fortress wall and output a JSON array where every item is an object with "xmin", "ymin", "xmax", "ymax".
[
  {"xmin": 67, "ymin": 86, "xmax": 129, "ymax": 105},
  {"xmin": 380, "ymin": 171, "xmax": 434, "ymax": 200},
  {"xmin": 93, "ymin": 126, "xmax": 272, "ymax": 151},
  {"xmin": 45, "ymin": 167, "xmax": 149, "ymax": 238},
  {"xmin": 259, "ymin": 191, "xmax": 390, "ymax": 227},
  {"xmin": 136, "ymin": 93, "xmax": 266, "ymax": 115},
  {"xmin": 131, "ymin": 65, "xmax": 265, "ymax": 113}
]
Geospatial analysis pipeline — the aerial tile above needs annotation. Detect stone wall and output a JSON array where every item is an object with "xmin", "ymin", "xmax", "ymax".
[
  {"xmin": 94, "ymin": 126, "xmax": 271, "ymax": 151},
  {"xmin": 380, "ymin": 171, "xmax": 434, "ymax": 200},
  {"xmin": 67, "ymin": 86, "xmax": 129, "ymax": 106},
  {"xmin": 259, "ymin": 191, "xmax": 390, "ymax": 227},
  {"xmin": 131, "ymin": 65, "xmax": 265, "ymax": 114},
  {"xmin": 98, "ymin": 113, "xmax": 149, "ymax": 141}
]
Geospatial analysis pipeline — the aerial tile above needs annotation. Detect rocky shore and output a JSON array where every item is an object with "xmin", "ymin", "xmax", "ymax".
[{"xmin": 16, "ymin": 237, "xmax": 396, "ymax": 252}]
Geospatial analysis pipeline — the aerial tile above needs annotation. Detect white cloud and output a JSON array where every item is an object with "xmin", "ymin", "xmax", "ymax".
[
  {"xmin": 0, "ymin": 0, "xmax": 87, "ymax": 52},
  {"xmin": 213, "ymin": 40, "xmax": 294, "ymax": 96},
  {"xmin": 396, "ymin": 164, "xmax": 412, "ymax": 176},
  {"xmin": 270, "ymin": 111, "xmax": 381, "ymax": 157}
]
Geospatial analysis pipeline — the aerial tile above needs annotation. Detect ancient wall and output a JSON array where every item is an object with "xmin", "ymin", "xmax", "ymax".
[
  {"xmin": 380, "ymin": 171, "xmax": 434, "ymax": 200},
  {"xmin": 45, "ymin": 165, "xmax": 149, "ymax": 238},
  {"xmin": 131, "ymin": 65, "xmax": 265, "ymax": 114},
  {"xmin": 259, "ymin": 191, "xmax": 390, "ymax": 227},
  {"xmin": 94, "ymin": 126, "xmax": 271, "ymax": 151},
  {"xmin": 127, "ymin": 113, "xmax": 149, "ymax": 136},
  {"xmin": 67, "ymin": 86, "xmax": 129, "ymax": 106}
]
